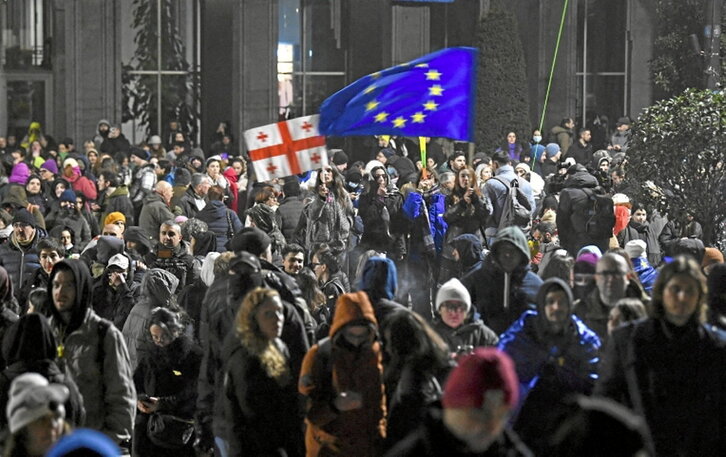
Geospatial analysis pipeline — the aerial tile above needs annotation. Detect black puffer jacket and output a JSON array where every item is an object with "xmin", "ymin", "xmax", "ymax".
[
  {"xmin": 133, "ymin": 334, "xmax": 202, "ymax": 456},
  {"xmin": 0, "ymin": 232, "xmax": 43, "ymax": 301},
  {"xmin": 278, "ymin": 195, "xmax": 305, "ymax": 242},
  {"xmin": 197, "ymin": 200, "xmax": 243, "ymax": 252},
  {"xmin": 557, "ymin": 165, "xmax": 610, "ymax": 255}
]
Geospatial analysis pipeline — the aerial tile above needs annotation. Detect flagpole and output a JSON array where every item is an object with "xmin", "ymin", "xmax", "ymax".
[{"xmin": 419, "ymin": 137, "xmax": 428, "ymax": 179}]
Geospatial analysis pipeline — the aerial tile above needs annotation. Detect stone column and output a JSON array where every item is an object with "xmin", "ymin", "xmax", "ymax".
[
  {"xmin": 392, "ymin": 4, "xmax": 430, "ymax": 65},
  {"xmin": 231, "ymin": 0, "xmax": 278, "ymax": 151},
  {"xmin": 53, "ymin": 0, "xmax": 121, "ymax": 142}
]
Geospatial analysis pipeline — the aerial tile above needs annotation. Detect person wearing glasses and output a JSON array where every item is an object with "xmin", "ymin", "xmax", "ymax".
[
  {"xmin": 573, "ymin": 252, "xmax": 646, "ymax": 342},
  {"xmin": 433, "ymin": 278, "xmax": 498, "ymax": 356}
]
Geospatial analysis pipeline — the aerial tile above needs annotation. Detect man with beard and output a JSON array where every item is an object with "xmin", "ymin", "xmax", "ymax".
[
  {"xmin": 46, "ymin": 259, "xmax": 135, "ymax": 449},
  {"xmin": 0, "ymin": 209, "xmax": 44, "ymax": 299},
  {"xmin": 498, "ymin": 278, "xmax": 600, "ymax": 454},
  {"xmin": 145, "ymin": 220, "xmax": 195, "ymax": 289}
]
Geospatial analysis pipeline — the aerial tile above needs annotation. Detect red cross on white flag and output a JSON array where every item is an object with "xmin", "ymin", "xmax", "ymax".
[{"xmin": 243, "ymin": 114, "xmax": 328, "ymax": 181}]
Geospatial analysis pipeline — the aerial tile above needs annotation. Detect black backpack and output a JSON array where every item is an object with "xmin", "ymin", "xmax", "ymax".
[
  {"xmin": 493, "ymin": 177, "xmax": 532, "ymax": 229},
  {"xmin": 581, "ymin": 188, "xmax": 615, "ymax": 240}
]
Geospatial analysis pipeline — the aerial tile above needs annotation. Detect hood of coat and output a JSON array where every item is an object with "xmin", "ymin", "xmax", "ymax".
[
  {"xmin": 141, "ymin": 268, "xmax": 179, "ymax": 307},
  {"xmin": 2, "ymin": 184, "xmax": 30, "ymax": 208},
  {"xmin": 329, "ymin": 291, "xmax": 378, "ymax": 338},
  {"xmin": 47, "ymin": 259, "xmax": 94, "ymax": 333},
  {"xmin": 193, "ymin": 230, "xmax": 218, "ymax": 256},
  {"xmin": 563, "ymin": 165, "xmax": 599, "ymax": 189},
  {"xmin": 200, "ymin": 252, "xmax": 220, "ymax": 287},
  {"xmin": 2, "ymin": 313, "xmax": 57, "ymax": 365},
  {"xmin": 96, "ymin": 236, "xmax": 125, "ymax": 266},
  {"xmin": 124, "ymin": 226, "xmax": 153, "ymax": 254},
  {"xmin": 359, "ymin": 257, "xmax": 397, "ymax": 302},
  {"xmin": 369, "ymin": 165, "xmax": 391, "ymax": 189},
  {"xmin": 245, "ymin": 203, "xmax": 276, "ymax": 232},
  {"xmin": 491, "ymin": 226, "xmax": 531, "ymax": 265},
  {"xmin": 535, "ymin": 277, "xmax": 574, "ymax": 317},
  {"xmin": 108, "ymin": 186, "xmax": 130, "ymax": 197},
  {"xmin": 222, "ymin": 167, "xmax": 238, "ymax": 183},
  {"xmin": 452, "ymin": 234, "xmax": 483, "ymax": 272}
]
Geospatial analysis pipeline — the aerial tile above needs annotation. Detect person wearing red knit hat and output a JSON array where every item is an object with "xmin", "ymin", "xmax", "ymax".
[{"xmin": 384, "ymin": 347, "xmax": 532, "ymax": 456}]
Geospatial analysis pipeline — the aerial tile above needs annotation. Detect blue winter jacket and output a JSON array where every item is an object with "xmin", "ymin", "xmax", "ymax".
[{"xmin": 498, "ymin": 277, "xmax": 601, "ymax": 409}]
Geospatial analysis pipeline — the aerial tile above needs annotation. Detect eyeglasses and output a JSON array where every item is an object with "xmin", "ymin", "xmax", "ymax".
[
  {"xmin": 441, "ymin": 302, "xmax": 468, "ymax": 313},
  {"xmin": 309, "ymin": 262, "xmax": 322, "ymax": 268}
]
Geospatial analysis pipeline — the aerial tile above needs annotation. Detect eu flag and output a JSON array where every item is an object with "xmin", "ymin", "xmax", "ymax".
[{"xmin": 319, "ymin": 47, "xmax": 477, "ymax": 142}]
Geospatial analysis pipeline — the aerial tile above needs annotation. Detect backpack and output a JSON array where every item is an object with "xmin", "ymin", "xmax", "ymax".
[
  {"xmin": 581, "ymin": 188, "xmax": 615, "ymax": 240},
  {"xmin": 493, "ymin": 177, "xmax": 532, "ymax": 229}
]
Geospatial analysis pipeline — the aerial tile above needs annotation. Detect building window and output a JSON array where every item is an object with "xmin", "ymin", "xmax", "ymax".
[
  {"xmin": 1, "ymin": 0, "xmax": 51, "ymax": 70},
  {"xmin": 278, "ymin": 0, "xmax": 346, "ymax": 119},
  {"xmin": 123, "ymin": 0, "xmax": 201, "ymax": 144},
  {"xmin": 576, "ymin": 0, "xmax": 630, "ymax": 135}
]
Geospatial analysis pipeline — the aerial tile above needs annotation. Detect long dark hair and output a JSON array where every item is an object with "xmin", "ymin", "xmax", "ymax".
[{"xmin": 651, "ymin": 256, "xmax": 707, "ymax": 323}]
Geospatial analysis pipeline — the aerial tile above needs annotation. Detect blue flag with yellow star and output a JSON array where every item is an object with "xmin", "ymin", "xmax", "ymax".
[{"xmin": 319, "ymin": 47, "xmax": 477, "ymax": 142}]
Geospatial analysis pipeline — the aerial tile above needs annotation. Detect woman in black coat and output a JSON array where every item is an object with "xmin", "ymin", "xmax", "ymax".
[
  {"xmin": 221, "ymin": 287, "xmax": 304, "ymax": 457},
  {"xmin": 133, "ymin": 308, "xmax": 203, "ymax": 457},
  {"xmin": 596, "ymin": 256, "xmax": 726, "ymax": 457},
  {"xmin": 382, "ymin": 310, "xmax": 454, "ymax": 451}
]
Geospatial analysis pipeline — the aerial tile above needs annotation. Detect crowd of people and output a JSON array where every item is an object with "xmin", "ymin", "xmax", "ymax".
[{"xmin": 0, "ymin": 117, "xmax": 724, "ymax": 457}]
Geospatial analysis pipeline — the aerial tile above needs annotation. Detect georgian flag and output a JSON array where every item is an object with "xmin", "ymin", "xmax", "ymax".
[{"xmin": 244, "ymin": 114, "xmax": 328, "ymax": 181}]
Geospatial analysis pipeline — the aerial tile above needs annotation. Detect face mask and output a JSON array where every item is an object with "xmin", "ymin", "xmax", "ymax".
[{"xmin": 533, "ymin": 136, "xmax": 542, "ymax": 143}]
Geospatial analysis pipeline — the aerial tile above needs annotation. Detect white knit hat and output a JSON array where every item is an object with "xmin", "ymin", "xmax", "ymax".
[
  {"xmin": 6, "ymin": 373, "xmax": 68, "ymax": 434},
  {"xmin": 436, "ymin": 278, "xmax": 471, "ymax": 313},
  {"xmin": 624, "ymin": 239, "xmax": 647, "ymax": 259}
]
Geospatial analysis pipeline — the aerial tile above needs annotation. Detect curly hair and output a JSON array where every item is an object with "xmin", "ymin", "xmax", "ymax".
[{"xmin": 235, "ymin": 288, "xmax": 290, "ymax": 384}]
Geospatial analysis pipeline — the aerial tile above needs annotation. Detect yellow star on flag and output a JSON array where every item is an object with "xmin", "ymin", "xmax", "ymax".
[
  {"xmin": 429, "ymin": 85, "xmax": 444, "ymax": 96},
  {"xmin": 415, "ymin": 63, "xmax": 429, "ymax": 68},
  {"xmin": 411, "ymin": 112, "xmax": 426, "ymax": 123},
  {"xmin": 371, "ymin": 72, "xmax": 381, "ymax": 79},
  {"xmin": 425, "ymin": 69, "xmax": 442, "ymax": 81},
  {"xmin": 423, "ymin": 100, "xmax": 439, "ymax": 111},
  {"xmin": 392, "ymin": 116, "xmax": 407, "ymax": 128},
  {"xmin": 365, "ymin": 100, "xmax": 379, "ymax": 111},
  {"xmin": 364, "ymin": 85, "xmax": 376, "ymax": 94},
  {"xmin": 374, "ymin": 112, "xmax": 389, "ymax": 123}
]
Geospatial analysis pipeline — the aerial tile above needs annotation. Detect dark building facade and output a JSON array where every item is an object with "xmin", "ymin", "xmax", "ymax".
[{"xmin": 0, "ymin": 0, "xmax": 656, "ymax": 154}]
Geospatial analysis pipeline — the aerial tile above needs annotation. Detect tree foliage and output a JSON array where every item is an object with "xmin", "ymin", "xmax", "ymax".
[
  {"xmin": 474, "ymin": 0, "xmax": 531, "ymax": 152},
  {"xmin": 649, "ymin": 0, "xmax": 706, "ymax": 99},
  {"xmin": 122, "ymin": 0, "xmax": 200, "ymax": 140},
  {"xmin": 625, "ymin": 88, "xmax": 726, "ymax": 246}
]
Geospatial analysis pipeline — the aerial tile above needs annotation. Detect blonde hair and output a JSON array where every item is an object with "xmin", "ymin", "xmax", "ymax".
[{"xmin": 235, "ymin": 288, "xmax": 290, "ymax": 383}]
